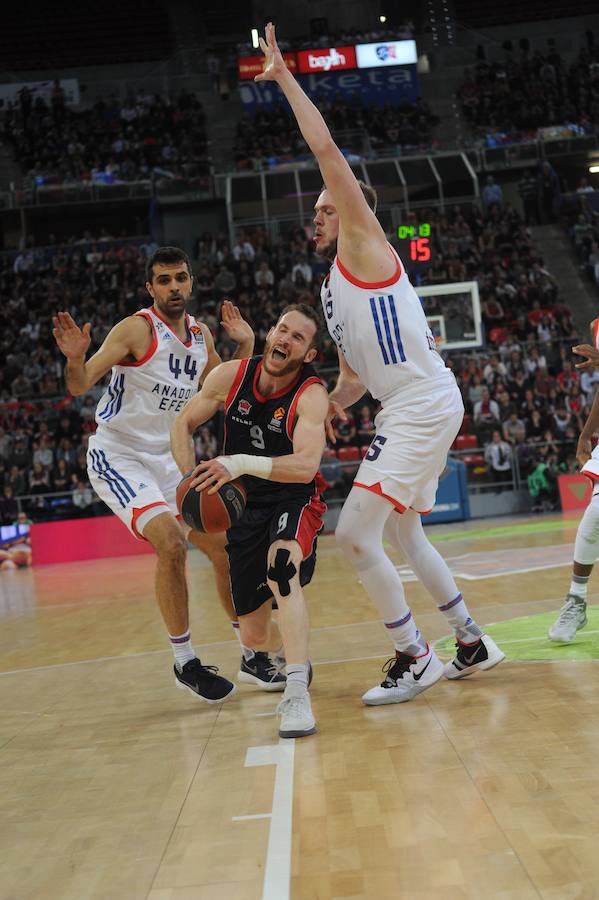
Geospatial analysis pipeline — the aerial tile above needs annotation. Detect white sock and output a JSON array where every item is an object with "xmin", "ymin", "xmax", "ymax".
[
  {"xmin": 570, "ymin": 575, "xmax": 589, "ymax": 600},
  {"xmin": 285, "ymin": 662, "xmax": 310, "ymax": 692},
  {"xmin": 437, "ymin": 593, "xmax": 483, "ymax": 643},
  {"xmin": 231, "ymin": 621, "xmax": 255, "ymax": 660},
  {"xmin": 336, "ymin": 487, "xmax": 425, "ymax": 650},
  {"xmin": 273, "ymin": 644, "xmax": 285, "ymax": 667},
  {"xmin": 384, "ymin": 609, "xmax": 425, "ymax": 654},
  {"xmin": 169, "ymin": 630, "xmax": 196, "ymax": 671}
]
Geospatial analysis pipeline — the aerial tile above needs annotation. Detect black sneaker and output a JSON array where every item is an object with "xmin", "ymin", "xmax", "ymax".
[
  {"xmin": 444, "ymin": 634, "xmax": 505, "ymax": 680},
  {"xmin": 174, "ymin": 658, "xmax": 237, "ymax": 703},
  {"xmin": 237, "ymin": 652, "xmax": 287, "ymax": 691}
]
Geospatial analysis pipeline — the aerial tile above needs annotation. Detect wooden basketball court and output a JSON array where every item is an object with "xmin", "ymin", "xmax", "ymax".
[{"xmin": 1, "ymin": 513, "xmax": 598, "ymax": 900}]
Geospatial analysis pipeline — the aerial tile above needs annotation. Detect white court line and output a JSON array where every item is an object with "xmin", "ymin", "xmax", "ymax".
[
  {"xmin": 232, "ymin": 813, "xmax": 272, "ymax": 821},
  {"xmin": 433, "ymin": 628, "xmax": 599, "ymax": 649},
  {"xmin": 396, "ymin": 560, "xmax": 572, "ymax": 581},
  {"xmin": 243, "ymin": 740, "xmax": 296, "ymax": 900}
]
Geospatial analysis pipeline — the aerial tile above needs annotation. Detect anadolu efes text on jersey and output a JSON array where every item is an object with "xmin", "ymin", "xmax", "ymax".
[
  {"xmin": 95, "ymin": 307, "xmax": 208, "ymax": 453},
  {"xmin": 321, "ymin": 244, "xmax": 456, "ymax": 406}
]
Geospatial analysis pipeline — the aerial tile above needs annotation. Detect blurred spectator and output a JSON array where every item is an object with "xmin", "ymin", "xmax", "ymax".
[
  {"xmin": 0, "ymin": 486, "xmax": 19, "ymax": 524},
  {"xmin": 482, "ymin": 176, "xmax": 503, "ymax": 209},
  {"xmin": 484, "ymin": 430, "xmax": 513, "ymax": 492}
]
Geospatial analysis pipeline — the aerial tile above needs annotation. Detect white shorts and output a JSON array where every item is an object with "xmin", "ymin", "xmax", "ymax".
[
  {"xmin": 582, "ymin": 444, "xmax": 599, "ymax": 496},
  {"xmin": 353, "ymin": 382, "xmax": 464, "ymax": 514},
  {"xmin": 87, "ymin": 432, "xmax": 183, "ymax": 540}
]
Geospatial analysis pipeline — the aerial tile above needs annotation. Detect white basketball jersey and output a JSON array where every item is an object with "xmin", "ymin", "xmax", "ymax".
[
  {"xmin": 95, "ymin": 307, "xmax": 208, "ymax": 453},
  {"xmin": 321, "ymin": 245, "xmax": 455, "ymax": 406}
]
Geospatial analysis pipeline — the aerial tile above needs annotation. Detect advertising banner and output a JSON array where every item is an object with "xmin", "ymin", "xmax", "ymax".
[
  {"xmin": 0, "ymin": 78, "xmax": 80, "ymax": 109},
  {"xmin": 296, "ymin": 46, "xmax": 357, "ymax": 74},
  {"xmin": 239, "ymin": 65, "xmax": 419, "ymax": 114},
  {"xmin": 356, "ymin": 40, "xmax": 417, "ymax": 68},
  {"xmin": 238, "ymin": 52, "xmax": 297, "ymax": 81}
]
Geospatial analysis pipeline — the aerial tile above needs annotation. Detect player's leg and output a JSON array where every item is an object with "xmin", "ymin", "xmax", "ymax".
[
  {"xmin": 384, "ymin": 508, "xmax": 505, "ymax": 677},
  {"xmin": 225, "ymin": 510, "xmax": 287, "ymax": 692},
  {"xmin": 188, "ymin": 529, "xmax": 284, "ymax": 682},
  {"xmin": 335, "ymin": 486, "xmax": 444, "ymax": 704},
  {"xmin": 548, "ymin": 493, "xmax": 599, "ymax": 641},
  {"xmin": 87, "ymin": 437, "xmax": 235, "ymax": 703},
  {"xmin": 266, "ymin": 537, "xmax": 316, "ymax": 738}
]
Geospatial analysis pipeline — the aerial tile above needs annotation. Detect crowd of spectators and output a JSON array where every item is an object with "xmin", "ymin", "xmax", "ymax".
[
  {"xmin": 233, "ymin": 95, "xmax": 439, "ymax": 169},
  {"xmin": 565, "ymin": 188, "xmax": 599, "ymax": 293},
  {"xmin": 2, "ymin": 87, "xmax": 211, "ymax": 187},
  {"xmin": 0, "ymin": 196, "xmax": 590, "ymax": 523},
  {"xmin": 457, "ymin": 39, "xmax": 599, "ymax": 144}
]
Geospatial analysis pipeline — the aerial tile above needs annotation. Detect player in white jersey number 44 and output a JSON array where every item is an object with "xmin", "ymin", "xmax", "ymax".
[
  {"xmin": 53, "ymin": 246, "xmax": 285, "ymax": 702},
  {"xmin": 256, "ymin": 24, "xmax": 504, "ymax": 703}
]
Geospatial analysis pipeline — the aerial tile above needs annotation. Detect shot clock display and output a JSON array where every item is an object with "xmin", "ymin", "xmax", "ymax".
[{"xmin": 397, "ymin": 222, "xmax": 432, "ymax": 265}]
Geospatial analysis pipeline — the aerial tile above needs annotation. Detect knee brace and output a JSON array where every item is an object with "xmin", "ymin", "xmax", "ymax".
[{"xmin": 267, "ymin": 548, "xmax": 297, "ymax": 598}]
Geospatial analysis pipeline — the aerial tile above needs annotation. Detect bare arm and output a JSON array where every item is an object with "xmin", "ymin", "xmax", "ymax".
[
  {"xmin": 200, "ymin": 300, "xmax": 255, "ymax": 382},
  {"xmin": 170, "ymin": 361, "xmax": 239, "ymax": 473},
  {"xmin": 325, "ymin": 349, "xmax": 367, "ymax": 443},
  {"xmin": 52, "ymin": 312, "xmax": 151, "ymax": 396},
  {"xmin": 255, "ymin": 23, "xmax": 391, "ymax": 275},
  {"xmin": 190, "ymin": 383, "xmax": 329, "ymax": 493},
  {"xmin": 577, "ymin": 388, "xmax": 599, "ymax": 467}
]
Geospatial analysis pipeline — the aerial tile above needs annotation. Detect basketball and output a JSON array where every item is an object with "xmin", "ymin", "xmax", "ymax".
[{"xmin": 176, "ymin": 471, "xmax": 247, "ymax": 533}]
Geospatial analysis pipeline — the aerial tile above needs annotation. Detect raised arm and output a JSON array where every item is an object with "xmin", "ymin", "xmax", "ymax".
[
  {"xmin": 170, "ymin": 360, "xmax": 240, "ymax": 473},
  {"xmin": 256, "ymin": 23, "xmax": 389, "ymax": 270},
  {"xmin": 200, "ymin": 299, "xmax": 255, "ymax": 381},
  {"xmin": 577, "ymin": 386, "xmax": 599, "ymax": 468},
  {"xmin": 190, "ymin": 383, "xmax": 329, "ymax": 494},
  {"xmin": 52, "ymin": 311, "xmax": 151, "ymax": 396}
]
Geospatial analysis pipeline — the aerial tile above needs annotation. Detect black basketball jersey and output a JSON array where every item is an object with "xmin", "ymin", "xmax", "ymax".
[{"xmin": 223, "ymin": 355, "xmax": 325, "ymax": 506}]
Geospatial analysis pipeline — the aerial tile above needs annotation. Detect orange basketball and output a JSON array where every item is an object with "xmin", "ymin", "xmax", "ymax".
[{"xmin": 176, "ymin": 471, "xmax": 247, "ymax": 533}]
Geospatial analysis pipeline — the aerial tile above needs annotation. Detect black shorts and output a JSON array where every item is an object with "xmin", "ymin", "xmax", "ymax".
[{"xmin": 226, "ymin": 494, "xmax": 326, "ymax": 617}]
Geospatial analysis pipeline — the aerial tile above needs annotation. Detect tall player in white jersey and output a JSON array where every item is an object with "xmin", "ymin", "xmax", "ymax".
[
  {"xmin": 52, "ymin": 246, "xmax": 280, "ymax": 704},
  {"xmin": 256, "ymin": 24, "xmax": 504, "ymax": 704}
]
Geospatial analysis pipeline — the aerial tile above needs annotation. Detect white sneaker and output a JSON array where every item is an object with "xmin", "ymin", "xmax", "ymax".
[
  {"xmin": 443, "ymin": 633, "xmax": 505, "ymax": 679},
  {"xmin": 277, "ymin": 688, "xmax": 316, "ymax": 738},
  {"xmin": 362, "ymin": 645, "xmax": 444, "ymax": 706},
  {"xmin": 548, "ymin": 594, "xmax": 587, "ymax": 643}
]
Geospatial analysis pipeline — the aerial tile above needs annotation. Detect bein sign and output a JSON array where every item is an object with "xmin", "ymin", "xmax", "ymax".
[{"xmin": 297, "ymin": 46, "xmax": 357, "ymax": 74}]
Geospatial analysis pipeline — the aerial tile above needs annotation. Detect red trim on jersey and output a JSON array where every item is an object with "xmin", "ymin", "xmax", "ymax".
[
  {"xmin": 354, "ymin": 481, "xmax": 407, "ymax": 513},
  {"xmin": 335, "ymin": 244, "xmax": 402, "ymax": 289},
  {"xmin": 225, "ymin": 358, "xmax": 250, "ymax": 413},
  {"xmin": 411, "ymin": 506, "xmax": 433, "ymax": 515},
  {"xmin": 285, "ymin": 376, "xmax": 325, "ymax": 440},
  {"xmin": 150, "ymin": 307, "xmax": 193, "ymax": 347},
  {"xmin": 119, "ymin": 311, "xmax": 159, "ymax": 367},
  {"xmin": 131, "ymin": 501, "xmax": 169, "ymax": 540},
  {"xmin": 592, "ymin": 317, "xmax": 599, "ymax": 350},
  {"xmin": 294, "ymin": 488, "xmax": 327, "ymax": 559},
  {"xmin": 582, "ymin": 470, "xmax": 599, "ymax": 483},
  {"xmin": 252, "ymin": 361, "xmax": 302, "ymax": 403}
]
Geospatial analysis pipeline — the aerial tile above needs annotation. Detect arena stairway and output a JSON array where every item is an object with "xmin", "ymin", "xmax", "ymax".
[{"xmin": 531, "ymin": 223, "xmax": 598, "ymax": 337}]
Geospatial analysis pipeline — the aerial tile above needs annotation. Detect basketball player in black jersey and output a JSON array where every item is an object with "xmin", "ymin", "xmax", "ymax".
[{"xmin": 171, "ymin": 304, "xmax": 328, "ymax": 738}]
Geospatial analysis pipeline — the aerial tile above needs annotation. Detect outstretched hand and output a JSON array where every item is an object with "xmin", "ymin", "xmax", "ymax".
[
  {"xmin": 254, "ymin": 22, "xmax": 287, "ymax": 82},
  {"xmin": 572, "ymin": 343, "xmax": 599, "ymax": 370},
  {"xmin": 325, "ymin": 399, "xmax": 347, "ymax": 444},
  {"xmin": 220, "ymin": 299, "xmax": 254, "ymax": 346},
  {"xmin": 52, "ymin": 311, "xmax": 91, "ymax": 359}
]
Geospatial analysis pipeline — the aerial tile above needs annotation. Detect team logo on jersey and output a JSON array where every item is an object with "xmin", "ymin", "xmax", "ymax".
[
  {"xmin": 238, "ymin": 399, "xmax": 252, "ymax": 415},
  {"xmin": 189, "ymin": 324, "xmax": 205, "ymax": 343},
  {"xmin": 189, "ymin": 325, "xmax": 201, "ymax": 334},
  {"xmin": 268, "ymin": 407, "xmax": 286, "ymax": 431},
  {"xmin": 162, "ymin": 332, "xmax": 173, "ymax": 341}
]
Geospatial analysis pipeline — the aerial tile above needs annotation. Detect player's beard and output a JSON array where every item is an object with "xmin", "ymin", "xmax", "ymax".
[
  {"xmin": 154, "ymin": 295, "xmax": 187, "ymax": 320},
  {"xmin": 262, "ymin": 339, "xmax": 304, "ymax": 378},
  {"xmin": 315, "ymin": 237, "xmax": 337, "ymax": 261}
]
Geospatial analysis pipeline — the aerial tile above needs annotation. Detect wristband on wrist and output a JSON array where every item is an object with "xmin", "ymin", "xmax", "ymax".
[{"xmin": 218, "ymin": 454, "xmax": 273, "ymax": 480}]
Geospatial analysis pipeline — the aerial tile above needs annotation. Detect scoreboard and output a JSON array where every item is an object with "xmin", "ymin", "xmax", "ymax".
[{"xmin": 397, "ymin": 222, "xmax": 432, "ymax": 265}]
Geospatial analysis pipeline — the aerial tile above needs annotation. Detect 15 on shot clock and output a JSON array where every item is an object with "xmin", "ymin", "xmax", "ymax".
[{"xmin": 396, "ymin": 222, "xmax": 433, "ymax": 271}]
